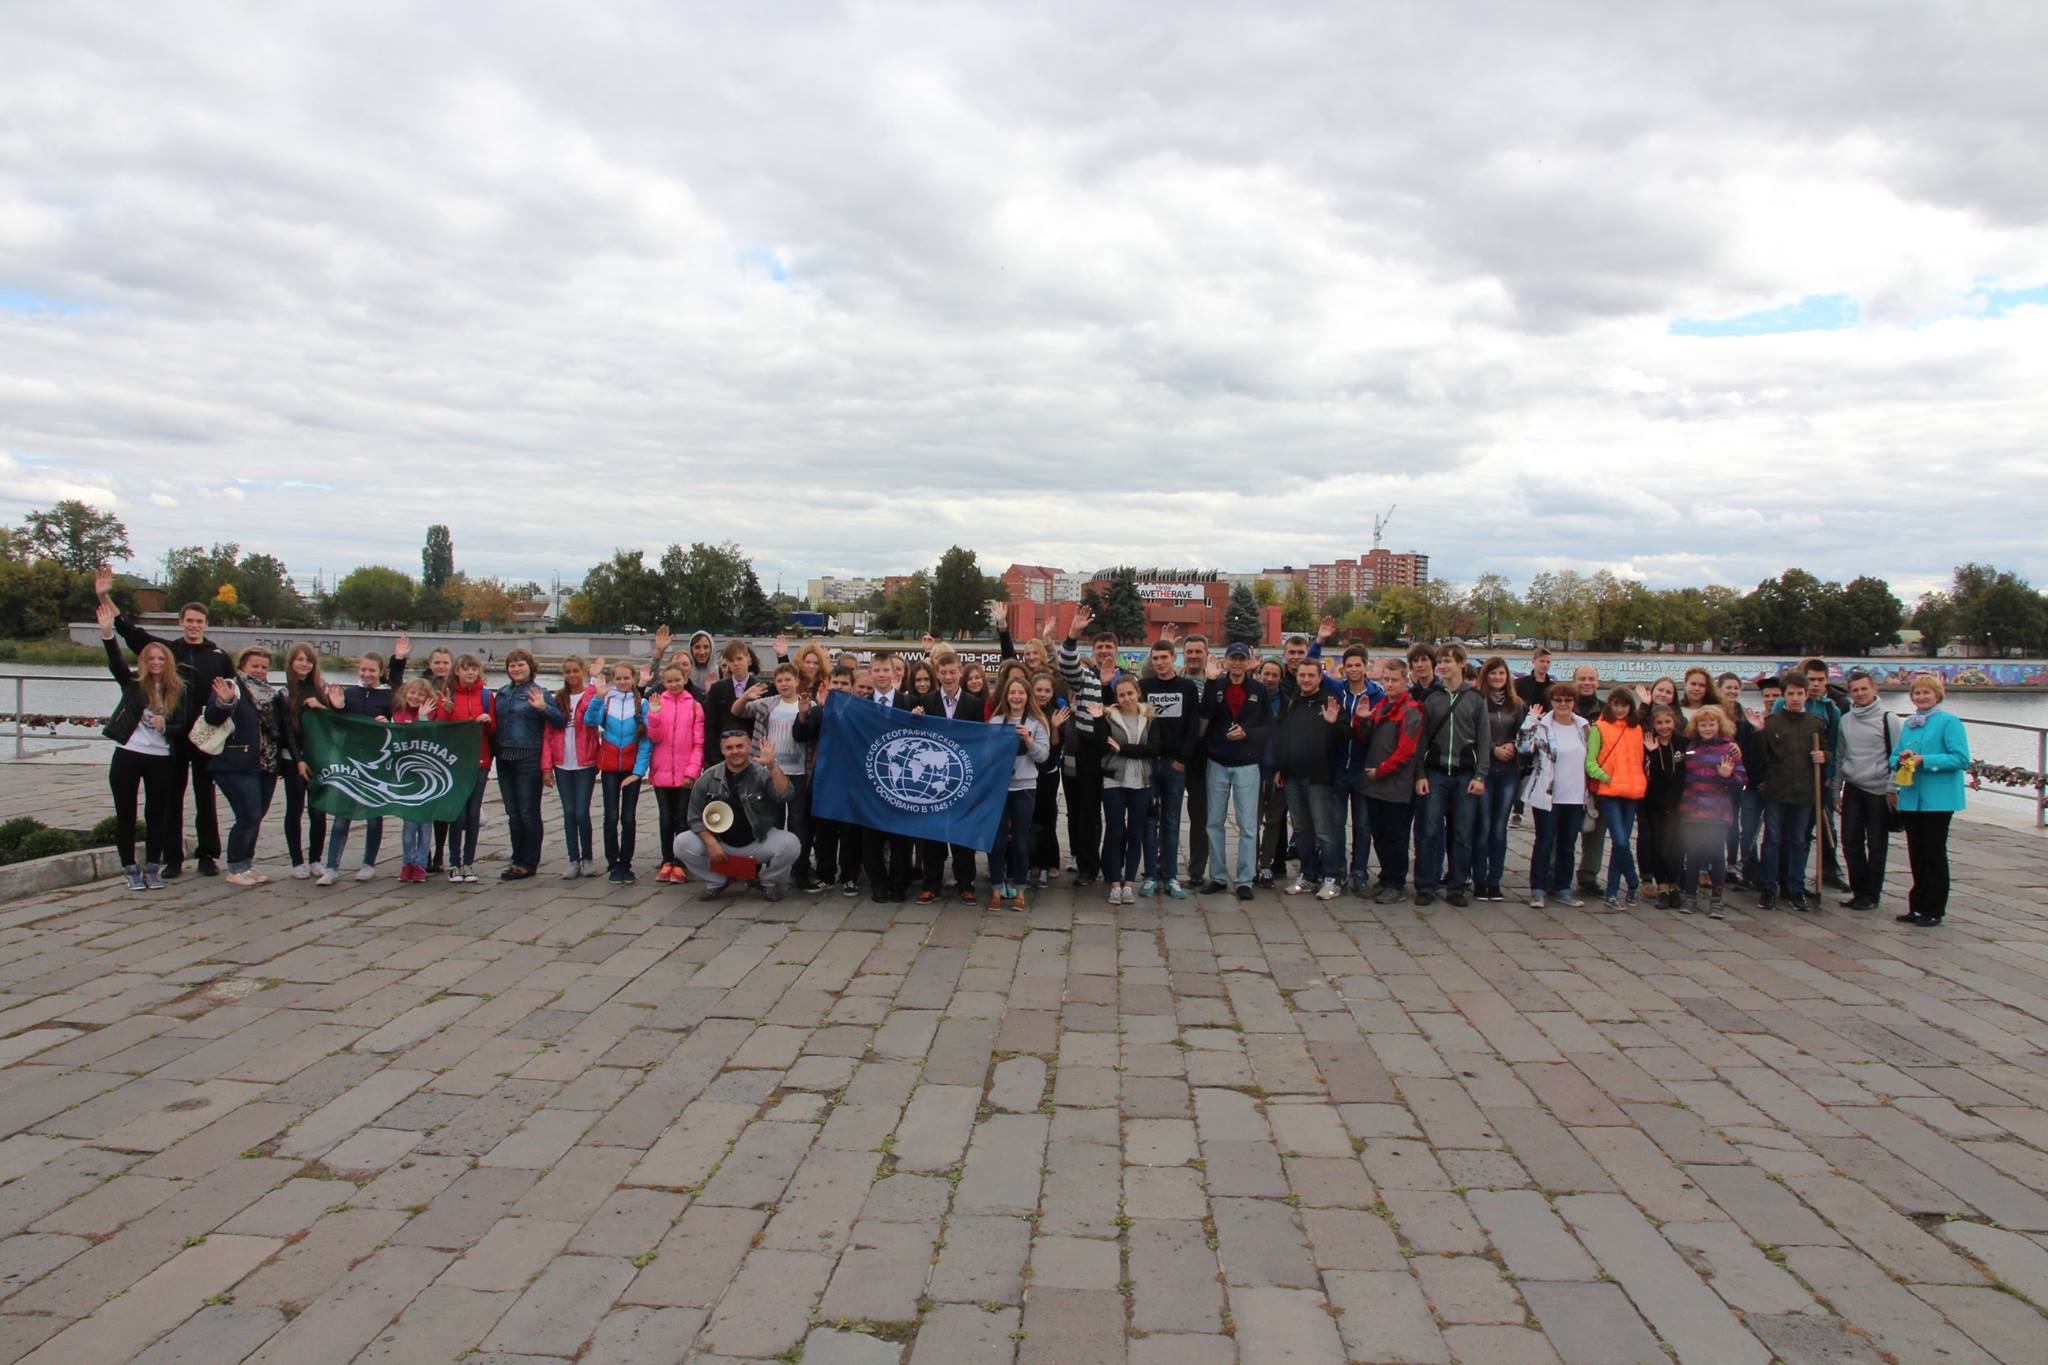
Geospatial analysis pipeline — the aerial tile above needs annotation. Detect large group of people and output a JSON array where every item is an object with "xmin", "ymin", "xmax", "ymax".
[{"xmin": 92, "ymin": 570, "xmax": 1973, "ymax": 928}]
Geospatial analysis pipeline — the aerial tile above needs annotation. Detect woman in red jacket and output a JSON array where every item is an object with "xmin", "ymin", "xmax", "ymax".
[{"xmin": 422, "ymin": 652, "xmax": 495, "ymax": 883}]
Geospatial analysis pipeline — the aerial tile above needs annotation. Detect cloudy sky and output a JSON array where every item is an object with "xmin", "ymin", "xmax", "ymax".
[{"xmin": 4, "ymin": 1, "xmax": 2045, "ymax": 604}]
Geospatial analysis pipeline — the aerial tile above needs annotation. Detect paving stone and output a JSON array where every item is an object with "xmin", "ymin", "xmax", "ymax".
[
  {"xmin": 806, "ymin": 1324, "xmax": 910, "ymax": 1365},
  {"xmin": 1660, "ymin": 1220, "xmax": 1818, "ymax": 1316},
  {"xmin": 1127, "ymin": 1335, "xmax": 1236, "ymax": 1365},
  {"xmin": 245, "ymin": 1243, "xmax": 453, "ymax": 1365},
  {"xmin": 1939, "ymin": 1219, "xmax": 2048, "ymax": 1304},
  {"xmin": 218, "ymin": 1177, "xmax": 357, "ymax": 1237},
  {"xmin": 18, "ymin": 1232, "xmax": 280, "ymax": 1365},
  {"xmin": 1521, "ymin": 1281, "xmax": 1668, "ymax": 1365},
  {"xmin": 1788, "ymin": 1246, "xmax": 1998, "ymax": 1363},
  {"xmin": 481, "ymin": 1253, "xmax": 637, "ymax": 1356},
  {"xmin": 1910, "ymin": 1285, "xmax": 2048, "ymax": 1365},
  {"xmin": 1384, "ymin": 1187, "xmax": 1487, "ymax": 1254},
  {"xmin": 1028, "ymin": 1233, "xmax": 1121, "ymax": 1290},
  {"xmin": 129, "ymin": 1303, "xmax": 286, "ymax": 1364},
  {"xmin": 1129, "ymin": 1218, "xmax": 1222, "ymax": 1332},
  {"xmin": 354, "ymin": 1285, "xmax": 517, "ymax": 1363},
  {"xmin": 233, "ymin": 1207, "xmax": 409, "ymax": 1308},
  {"xmin": 891, "ymin": 1085, "xmax": 980, "ymax": 1173},
  {"xmin": 1557, "ymin": 1193, "xmax": 1770, "ymax": 1365},
  {"xmin": 391, "ymin": 1166, "xmax": 539, "ymax": 1250},
  {"xmin": 1686, "ymin": 1163, "xmax": 1844, "ymax": 1248},
  {"xmin": 1467, "ymin": 1188, "xmax": 1598, "ymax": 1281},
  {"xmin": 1018, "ymin": 1286, "xmax": 1124, "ymax": 1365},
  {"xmin": 442, "ymin": 1217, "xmax": 580, "ymax": 1291},
  {"xmin": 1234, "ymin": 1284, "xmax": 1352, "ymax": 1364},
  {"xmin": 1211, "ymin": 1195, "xmax": 1318, "ymax": 1287},
  {"xmin": 955, "ymin": 1114, "xmax": 1047, "ymax": 1214},
  {"xmin": 911, "ymin": 1302, "xmax": 1018, "ymax": 1365},
  {"xmin": 989, "ymin": 1056, "xmax": 1047, "ymax": 1112},
  {"xmin": 931, "ymin": 1213, "xmax": 1031, "ymax": 1305},
  {"xmin": 699, "ymin": 1248, "xmax": 834, "ymax": 1358},
  {"xmin": 620, "ymin": 1204, "xmax": 767, "ymax": 1308},
  {"xmin": 819, "ymin": 1217, "xmax": 937, "ymax": 1321},
  {"xmin": 1415, "ymin": 1253, "xmax": 1524, "ymax": 1324}
]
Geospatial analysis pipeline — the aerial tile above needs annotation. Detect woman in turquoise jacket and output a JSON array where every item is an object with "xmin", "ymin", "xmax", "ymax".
[{"xmin": 1888, "ymin": 673, "xmax": 1970, "ymax": 926}]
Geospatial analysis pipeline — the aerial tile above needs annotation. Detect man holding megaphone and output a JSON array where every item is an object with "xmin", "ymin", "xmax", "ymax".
[{"xmin": 675, "ymin": 725, "xmax": 801, "ymax": 900}]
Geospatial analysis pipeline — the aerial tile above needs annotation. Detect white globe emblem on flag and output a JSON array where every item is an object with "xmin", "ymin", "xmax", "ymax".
[{"xmin": 866, "ymin": 729, "xmax": 974, "ymax": 814}]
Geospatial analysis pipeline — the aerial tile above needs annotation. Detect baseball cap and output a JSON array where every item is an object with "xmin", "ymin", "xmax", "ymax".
[{"xmin": 1225, "ymin": 642, "xmax": 1251, "ymax": 659}]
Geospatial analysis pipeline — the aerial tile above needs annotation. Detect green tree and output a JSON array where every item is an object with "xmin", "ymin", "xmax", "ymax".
[
  {"xmin": 235, "ymin": 552, "xmax": 301, "ymax": 623},
  {"xmin": 334, "ymin": 566, "xmax": 417, "ymax": 627},
  {"xmin": 422, "ymin": 525, "xmax": 454, "ymax": 589},
  {"xmin": 580, "ymin": 551, "xmax": 666, "ymax": 630},
  {"xmin": 1911, "ymin": 591, "xmax": 1954, "ymax": 656},
  {"xmin": 737, "ymin": 567, "xmax": 780, "ymax": 634},
  {"xmin": 660, "ymin": 541, "xmax": 750, "ymax": 631},
  {"xmin": 1410, "ymin": 579, "xmax": 1460, "ymax": 643},
  {"xmin": 461, "ymin": 577, "xmax": 517, "ymax": 627},
  {"xmin": 1224, "ymin": 583, "xmax": 1261, "ymax": 644},
  {"xmin": 1319, "ymin": 593, "xmax": 1355, "ymax": 622},
  {"xmin": 20, "ymin": 500, "xmax": 131, "ymax": 572},
  {"xmin": 1823, "ymin": 575, "xmax": 1903, "ymax": 655},
  {"xmin": 875, "ymin": 571, "xmax": 932, "ymax": 635},
  {"xmin": 930, "ymin": 546, "xmax": 998, "ymax": 636},
  {"xmin": 1099, "ymin": 568, "xmax": 1148, "ymax": 641},
  {"xmin": 1371, "ymin": 585, "xmax": 1421, "ymax": 643},
  {"xmin": 164, "ymin": 543, "xmax": 242, "ymax": 609},
  {"xmin": 1947, "ymin": 563, "xmax": 2047, "ymax": 655},
  {"xmin": 1736, "ymin": 568, "xmax": 1826, "ymax": 652},
  {"xmin": 1697, "ymin": 584, "xmax": 1742, "ymax": 648},
  {"xmin": 1252, "ymin": 577, "xmax": 1280, "ymax": 607},
  {"xmin": 1280, "ymin": 577, "xmax": 1315, "ymax": 633},
  {"xmin": 1466, "ymin": 573, "xmax": 1519, "ymax": 644},
  {"xmin": 412, "ymin": 582, "xmax": 459, "ymax": 628},
  {"xmin": 0, "ymin": 559, "xmax": 82, "ymax": 635}
]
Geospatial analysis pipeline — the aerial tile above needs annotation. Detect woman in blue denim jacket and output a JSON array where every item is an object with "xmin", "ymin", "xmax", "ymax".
[{"xmin": 494, "ymin": 647, "xmax": 565, "ymax": 879}]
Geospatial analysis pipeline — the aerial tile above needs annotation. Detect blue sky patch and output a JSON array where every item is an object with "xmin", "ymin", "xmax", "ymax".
[
  {"xmin": 0, "ymin": 289, "xmax": 99, "ymax": 315},
  {"xmin": 738, "ymin": 247, "xmax": 789, "ymax": 283},
  {"xmin": 1669, "ymin": 293, "xmax": 1859, "ymax": 337}
]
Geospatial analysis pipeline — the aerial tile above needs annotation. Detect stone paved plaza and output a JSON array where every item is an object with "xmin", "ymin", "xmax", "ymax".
[{"xmin": 2, "ymin": 764, "xmax": 2048, "ymax": 1362}]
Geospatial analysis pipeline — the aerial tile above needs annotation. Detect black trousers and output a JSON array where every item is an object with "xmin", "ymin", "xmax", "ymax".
[
  {"xmin": 1840, "ymin": 787, "xmax": 1892, "ymax": 901},
  {"xmin": 1899, "ymin": 809, "xmax": 1953, "ymax": 920},
  {"xmin": 281, "ymin": 764, "xmax": 326, "ymax": 867},
  {"xmin": 919, "ymin": 838, "xmax": 976, "ymax": 894},
  {"xmin": 1184, "ymin": 752, "xmax": 1210, "ymax": 881},
  {"xmin": 1366, "ymin": 795, "xmax": 1412, "ymax": 890},
  {"xmin": 862, "ymin": 825, "xmax": 913, "ymax": 898},
  {"xmin": 811, "ymin": 812, "xmax": 847, "ymax": 882},
  {"xmin": 654, "ymin": 785, "xmax": 690, "ymax": 866},
  {"xmin": 109, "ymin": 748, "xmax": 175, "ymax": 867},
  {"xmin": 1063, "ymin": 748, "xmax": 1104, "ymax": 878},
  {"xmin": 166, "ymin": 738, "xmax": 222, "ymax": 865},
  {"xmin": 601, "ymin": 771, "xmax": 640, "ymax": 871},
  {"xmin": 1031, "ymin": 766, "xmax": 1062, "ymax": 872}
]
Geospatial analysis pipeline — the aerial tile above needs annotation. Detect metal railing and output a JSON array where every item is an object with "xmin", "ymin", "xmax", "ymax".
[{"xmin": 1955, "ymin": 715, "xmax": 2048, "ymax": 829}]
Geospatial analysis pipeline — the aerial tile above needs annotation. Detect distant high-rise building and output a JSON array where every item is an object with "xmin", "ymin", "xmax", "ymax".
[
  {"xmin": 1260, "ymin": 549, "xmax": 1429, "ymax": 602},
  {"xmin": 806, "ymin": 576, "xmax": 884, "ymax": 607}
]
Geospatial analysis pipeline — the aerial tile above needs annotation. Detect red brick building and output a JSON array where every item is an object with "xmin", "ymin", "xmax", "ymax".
[
  {"xmin": 1000, "ymin": 563, "xmax": 1058, "ymax": 607},
  {"xmin": 1262, "ymin": 549, "xmax": 1429, "ymax": 602},
  {"xmin": 1006, "ymin": 581, "xmax": 1282, "ymax": 646}
]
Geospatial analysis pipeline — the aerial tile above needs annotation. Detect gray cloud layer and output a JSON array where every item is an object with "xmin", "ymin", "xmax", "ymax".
[{"xmin": 3, "ymin": 0, "xmax": 2045, "ymax": 599}]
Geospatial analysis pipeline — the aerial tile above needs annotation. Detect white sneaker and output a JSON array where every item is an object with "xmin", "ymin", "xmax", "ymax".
[
  {"xmin": 461, "ymin": 865, "xmax": 480, "ymax": 884},
  {"xmin": 1107, "ymin": 885, "xmax": 1122, "ymax": 905},
  {"xmin": 561, "ymin": 860, "xmax": 581, "ymax": 880},
  {"xmin": 315, "ymin": 868, "xmax": 336, "ymax": 887},
  {"xmin": 224, "ymin": 870, "xmax": 260, "ymax": 887},
  {"xmin": 290, "ymin": 863, "xmax": 312, "ymax": 881},
  {"xmin": 354, "ymin": 865, "xmax": 377, "ymax": 882},
  {"xmin": 447, "ymin": 865, "xmax": 463, "ymax": 884},
  {"xmin": 1316, "ymin": 878, "xmax": 1340, "ymax": 900},
  {"xmin": 1286, "ymin": 877, "xmax": 1312, "ymax": 895}
]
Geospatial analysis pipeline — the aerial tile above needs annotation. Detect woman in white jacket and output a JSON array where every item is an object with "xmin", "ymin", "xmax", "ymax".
[{"xmin": 1517, "ymin": 682, "xmax": 1592, "ymax": 909}]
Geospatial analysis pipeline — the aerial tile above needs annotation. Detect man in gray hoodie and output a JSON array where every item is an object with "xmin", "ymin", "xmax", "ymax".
[{"xmin": 1836, "ymin": 670, "xmax": 1896, "ymax": 911}]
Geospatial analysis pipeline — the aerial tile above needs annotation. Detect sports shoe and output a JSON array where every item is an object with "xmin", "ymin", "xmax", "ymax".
[
  {"xmin": 1233, "ymin": 884, "xmax": 1253, "ymax": 901},
  {"xmin": 1255, "ymin": 871, "xmax": 1275, "ymax": 889},
  {"xmin": 1414, "ymin": 891, "xmax": 1435, "ymax": 907},
  {"xmin": 290, "ymin": 862, "xmax": 312, "ymax": 880},
  {"xmin": 1529, "ymin": 892, "xmax": 1547, "ymax": 909},
  {"xmin": 315, "ymin": 867, "xmax": 337, "ymax": 887},
  {"xmin": 1788, "ymin": 894, "xmax": 1811, "ymax": 912},
  {"xmin": 1009, "ymin": 891, "xmax": 1029, "ymax": 911},
  {"xmin": 1556, "ymin": 892, "xmax": 1585, "ymax": 908},
  {"xmin": 1624, "ymin": 888, "xmax": 1639, "ymax": 908},
  {"xmin": 1758, "ymin": 891, "xmax": 1777, "ymax": 911},
  {"xmin": 355, "ymin": 865, "xmax": 377, "ymax": 882},
  {"xmin": 1316, "ymin": 879, "xmax": 1340, "ymax": 900},
  {"xmin": 224, "ymin": 870, "xmax": 257, "ymax": 887},
  {"xmin": 447, "ymin": 865, "xmax": 463, "ymax": 883},
  {"xmin": 1286, "ymin": 877, "xmax": 1311, "ymax": 896},
  {"xmin": 143, "ymin": 863, "xmax": 165, "ymax": 889},
  {"xmin": 1199, "ymin": 879, "xmax": 1229, "ymax": 895},
  {"xmin": 1139, "ymin": 879, "xmax": 1158, "ymax": 898},
  {"xmin": 1374, "ymin": 887, "xmax": 1404, "ymax": 904},
  {"xmin": 562, "ymin": 860, "xmax": 582, "ymax": 879},
  {"xmin": 915, "ymin": 889, "xmax": 939, "ymax": 904},
  {"xmin": 842, "ymin": 880, "xmax": 861, "ymax": 897},
  {"xmin": 1678, "ymin": 895, "xmax": 1698, "ymax": 915},
  {"xmin": 1445, "ymin": 891, "xmax": 1469, "ymax": 907},
  {"xmin": 160, "ymin": 863, "xmax": 183, "ymax": 880},
  {"xmin": 608, "ymin": 868, "xmax": 626, "ymax": 883},
  {"xmin": 1107, "ymin": 884, "xmax": 1123, "ymax": 905},
  {"xmin": 122, "ymin": 864, "xmax": 146, "ymax": 890},
  {"xmin": 1708, "ymin": 899, "xmax": 1727, "ymax": 919},
  {"xmin": 197, "ymin": 857, "xmax": 220, "ymax": 877},
  {"xmin": 1164, "ymin": 880, "xmax": 1189, "ymax": 900},
  {"xmin": 620, "ymin": 870, "xmax": 637, "ymax": 885},
  {"xmin": 1842, "ymin": 896, "xmax": 1875, "ymax": 910},
  {"xmin": 1604, "ymin": 894, "xmax": 1621, "ymax": 910},
  {"xmin": 1897, "ymin": 911, "xmax": 1941, "ymax": 926}
]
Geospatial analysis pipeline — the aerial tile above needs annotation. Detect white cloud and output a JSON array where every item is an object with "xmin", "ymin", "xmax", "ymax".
[{"xmin": 0, "ymin": 0, "xmax": 2044, "ymax": 597}]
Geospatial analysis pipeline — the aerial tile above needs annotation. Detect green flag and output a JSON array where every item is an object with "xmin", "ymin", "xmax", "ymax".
[{"xmin": 303, "ymin": 710, "xmax": 483, "ymax": 821}]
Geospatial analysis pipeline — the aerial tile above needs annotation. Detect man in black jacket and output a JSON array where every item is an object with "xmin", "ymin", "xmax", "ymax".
[
  {"xmin": 1198, "ymin": 642, "xmax": 1271, "ymax": 901},
  {"xmin": 1274, "ymin": 657, "xmax": 1345, "ymax": 899},
  {"xmin": 912, "ymin": 650, "xmax": 984, "ymax": 904},
  {"xmin": 97, "ymin": 567, "xmax": 233, "ymax": 877},
  {"xmin": 1138, "ymin": 635, "xmax": 1202, "ymax": 899},
  {"xmin": 859, "ymin": 653, "xmax": 919, "ymax": 902},
  {"xmin": 702, "ymin": 640, "xmax": 763, "ymax": 771}
]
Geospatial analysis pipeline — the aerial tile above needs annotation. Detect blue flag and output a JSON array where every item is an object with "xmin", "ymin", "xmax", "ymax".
[{"xmin": 811, "ymin": 690, "xmax": 1017, "ymax": 850}]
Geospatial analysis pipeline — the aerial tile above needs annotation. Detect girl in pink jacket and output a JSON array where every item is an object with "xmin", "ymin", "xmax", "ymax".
[{"xmin": 644, "ymin": 660, "xmax": 706, "ymax": 882}]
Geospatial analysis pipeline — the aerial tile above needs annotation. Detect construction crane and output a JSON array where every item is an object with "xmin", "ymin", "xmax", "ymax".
[{"xmin": 1372, "ymin": 505, "xmax": 1397, "ymax": 551}]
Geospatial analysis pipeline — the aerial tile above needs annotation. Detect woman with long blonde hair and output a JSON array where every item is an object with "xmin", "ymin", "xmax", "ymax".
[
  {"xmin": 98, "ymin": 601, "xmax": 186, "ymax": 889},
  {"xmin": 278, "ymin": 641, "xmax": 330, "ymax": 879}
]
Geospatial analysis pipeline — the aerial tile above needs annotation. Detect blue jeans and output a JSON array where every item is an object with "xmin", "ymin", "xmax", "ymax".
[
  {"xmin": 1477, "ymin": 769, "xmax": 1519, "ymax": 892},
  {"xmin": 1531, "ymin": 804, "xmax": 1580, "ymax": 894},
  {"xmin": 1144, "ymin": 758, "xmax": 1187, "ymax": 882},
  {"xmin": 1600, "ymin": 797, "xmax": 1640, "ymax": 896},
  {"xmin": 1737, "ymin": 788, "xmax": 1765, "ymax": 883},
  {"xmin": 555, "ymin": 765, "xmax": 596, "ymax": 862},
  {"xmin": 213, "ymin": 770, "xmax": 272, "ymax": 873},
  {"xmin": 600, "ymin": 770, "xmax": 640, "ymax": 871},
  {"xmin": 401, "ymin": 820, "xmax": 431, "ymax": 869},
  {"xmin": 326, "ymin": 816, "xmax": 383, "ymax": 870},
  {"xmin": 1333, "ymin": 768, "xmax": 1371, "ymax": 886},
  {"xmin": 1102, "ymin": 785, "xmax": 1149, "ymax": 883},
  {"xmin": 996, "ymin": 788, "xmax": 1035, "ymax": 888},
  {"xmin": 1415, "ymin": 769, "xmax": 1481, "ymax": 894},
  {"xmin": 497, "ymin": 749, "xmax": 544, "ymax": 869},
  {"xmin": 1205, "ymin": 761, "xmax": 1260, "ymax": 886},
  {"xmin": 1761, "ymin": 801, "xmax": 1815, "ymax": 897},
  {"xmin": 1283, "ymin": 780, "xmax": 1343, "ymax": 882}
]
